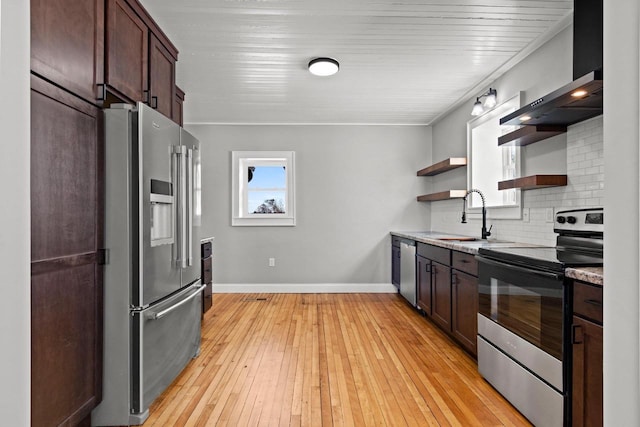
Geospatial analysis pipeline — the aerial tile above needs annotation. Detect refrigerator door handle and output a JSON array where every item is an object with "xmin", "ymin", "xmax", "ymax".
[
  {"xmin": 187, "ymin": 148, "xmax": 194, "ymax": 267},
  {"xmin": 171, "ymin": 148, "xmax": 181, "ymax": 268},
  {"xmin": 173, "ymin": 145, "xmax": 188, "ymax": 269},
  {"xmin": 146, "ymin": 282, "xmax": 205, "ymax": 320}
]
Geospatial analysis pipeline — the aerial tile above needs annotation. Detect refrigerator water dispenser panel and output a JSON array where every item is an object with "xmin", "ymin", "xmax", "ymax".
[{"xmin": 150, "ymin": 179, "xmax": 174, "ymax": 247}]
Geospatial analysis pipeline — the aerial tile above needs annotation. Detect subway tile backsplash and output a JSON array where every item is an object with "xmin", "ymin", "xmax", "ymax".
[{"xmin": 430, "ymin": 116, "xmax": 603, "ymax": 246}]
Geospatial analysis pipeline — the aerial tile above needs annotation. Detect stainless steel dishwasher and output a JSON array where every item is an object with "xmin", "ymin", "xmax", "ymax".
[{"xmin": 399, "ymin": 239, "xmax": 416, "ymax": 307}]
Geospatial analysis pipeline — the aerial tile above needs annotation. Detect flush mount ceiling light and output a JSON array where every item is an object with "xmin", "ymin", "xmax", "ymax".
[
  {"xmin": 308, "ymin": 57, "xmax": 339, "ymax": 76},
  {"xmin": 471, "ymin": 88, "xmax": 498, "ymax": 116}
]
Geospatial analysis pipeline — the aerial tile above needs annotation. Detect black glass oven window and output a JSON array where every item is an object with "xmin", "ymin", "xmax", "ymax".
[{"xmin": 479, "ymin": 276, "xmax": 564, "ymax": 360}]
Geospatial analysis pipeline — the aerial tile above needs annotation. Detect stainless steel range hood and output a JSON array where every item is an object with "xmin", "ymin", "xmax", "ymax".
[{"xmin": 500, "ymin": 0, "xmax": 603, "ymax": 128}]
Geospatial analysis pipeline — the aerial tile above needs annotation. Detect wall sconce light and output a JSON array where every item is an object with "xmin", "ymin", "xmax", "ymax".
[
  {"xmin": 308, "ymin": 57, "xmax": 339, "ymax": 76},
  {"xmin": 471, "ymin": 88, "xmax": 498, "ymax": 116}
]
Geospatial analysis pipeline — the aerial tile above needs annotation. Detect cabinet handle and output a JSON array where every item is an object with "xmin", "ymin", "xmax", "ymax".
[
  {"xmin": 143, "ymin": 89, "xmax": 150, "ymax": 104},
  {"xmin": 584, "ymin": 299, "xmax": 603, "ymax": 307},
  {"xmin": 151, "ymin": 96, "xmax": 158, "ymax": 109},
  {"xmin": 425, "ymin": 264, "xmax": 431, "ymax": 273},
  {"xmin": 572, "ymin": 324, "xmax": 584, "ymax": 344},
  {"xmin": 460, "ymin": 259, "xmax": 470, "ymax": 264},
  {"xmin": 451, "ymin": 272, "xmax": 457, "ymax": 284},
  {"xmin": 97, "ymin": 83, "xmax": 107, "ymax": 101}
]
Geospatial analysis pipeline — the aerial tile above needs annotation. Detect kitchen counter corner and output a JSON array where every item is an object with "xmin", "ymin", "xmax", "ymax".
[{"xmin": 566, "ymin": 266, "xmax": 603, "ymax": 286}]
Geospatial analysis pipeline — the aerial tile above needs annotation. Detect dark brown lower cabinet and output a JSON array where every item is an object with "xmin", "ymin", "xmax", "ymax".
[
  {"xmin": 451, "ymin": 270, "xmax": 478, "ymax": 355},
  {"xmin": 201, "ymin": 241, "xmax": 213, "ymax": 315},
  {"xmin": 391, "ymin": 244, "xmax": 401, "ymax": 288},
  {"xmin": 416, "ymin": 255, "xmax": 431, "ymax": 315},
  {"xmin": 30, "ymin": 75, "xmax": 103, "ymax": 426},
  {"xmin": 572, "ymin": 281, "xmax": 603, "ymax": 427},
  {"xmin": 430, "ymin": 262, "xmax": 451, "ymax": 331},
  {"xmin": 431, "ymin": 262, "xmax": 451, "ymax": 331},
  {"xmin": 414, "ymin": 243, "xmax": 478, "ymax": 357}
]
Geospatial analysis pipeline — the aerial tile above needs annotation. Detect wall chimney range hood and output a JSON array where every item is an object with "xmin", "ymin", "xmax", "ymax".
[
  {"xmin": 500, "ymin": 0, "xmax": 603, "ymax": 128},
  {"xmin": 500, "ymin": 70, "xmax": 602, "ymax": 126}
]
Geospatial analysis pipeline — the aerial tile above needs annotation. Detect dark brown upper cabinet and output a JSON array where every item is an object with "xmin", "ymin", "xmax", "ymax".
[
  {"xmin": 105, "ymin": 0, "xmax": 179, "ymax": 121},
  {"xmin": 31, "ymin": 0, "xmax": 105, "ymax": 105},
  {"xmin": 105, "ymin": 0, "xmax": 149, "ymax": 105},
  {"xmin": 174, "ymin": 86, "xmax": 186, "ymax": 126},
  {"xmin": 149, "ymin": 33, "xmax": 177, "ymax": 119}
]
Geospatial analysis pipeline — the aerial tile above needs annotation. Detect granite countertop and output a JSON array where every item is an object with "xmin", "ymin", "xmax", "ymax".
[
  {"xmin": 391, "ymin": 231, "xmax": 604, "ymax": 286},
  {"xmin": 565, "ymin": 267, "xmax": 603, "ymax": 286},
  {"xmin": 390, "ymin": 231, "xmax": 540, "ymax": 255}
]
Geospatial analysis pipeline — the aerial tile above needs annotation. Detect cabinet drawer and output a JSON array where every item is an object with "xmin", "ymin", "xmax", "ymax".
[
  {"xmin": 573, "ymin": 281, "xmax": 603, "ymax": 324},
  {"xmin": 202, "ymin": 283, "xmax": 212, "ymax": 314},
  {"xmin": 201, "ymin": 241, "xmax": 212, "ymax": 258},
  {"xmin": 417, "ymin": 243, "xmax": 450, "ymax": 265},
  {"xmin": 201, "ymin": 256, "xmax": 212, "ymax": 284},
  {"xmin": 392, "ymin": 236, "xmax": 401, "ymax": 248},
  {"xmin": 452, "ymin": 251, "xmax": 478, "ymax": 276}
]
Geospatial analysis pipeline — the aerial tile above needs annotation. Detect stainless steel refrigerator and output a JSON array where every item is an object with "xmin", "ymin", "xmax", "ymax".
[{"xmin": 92, "ymin": 102, "xmax": 203, "ymax": 426}]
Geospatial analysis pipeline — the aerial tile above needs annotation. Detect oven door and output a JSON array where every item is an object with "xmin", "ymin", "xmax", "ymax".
[{"xmin": 477, "ymin": 256, "xmax": 566, "ymax": 361}]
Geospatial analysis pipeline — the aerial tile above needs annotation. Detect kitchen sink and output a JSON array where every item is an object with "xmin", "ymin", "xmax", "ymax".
[{"xmin": 435, "ymin": 236, "xmax": 477, "ymax": 242}]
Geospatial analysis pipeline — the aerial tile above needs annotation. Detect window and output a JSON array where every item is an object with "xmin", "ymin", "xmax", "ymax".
[
  {"xmin": 467, "ymin": 92, "xmax": 522, "ymax": 219},
  {"xmin": 232, "ymin": 151, "xmax": 295, "ymax": 226}
]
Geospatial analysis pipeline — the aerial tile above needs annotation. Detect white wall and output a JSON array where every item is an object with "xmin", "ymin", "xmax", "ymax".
[
  {"xmin": 0, "ymin": 0, "xmax": 31, "ymax": 424},
  {"xmin": 603, "ymin": 0, "xmax": 640, "ymax": 424},
  {"xmin": 187, "ymin": 124, "xmax": 432, "ymax": 287},
  {"xmin": 428, "ymin": 25, "xmax": 606, "ymax": 245},
  {"xmin": 432, "ymin": 116, "xmax": 602, "ymax": 245}
]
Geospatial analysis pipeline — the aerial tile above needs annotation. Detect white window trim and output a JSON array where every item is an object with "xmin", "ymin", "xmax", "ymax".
[
  {"xmin": 466, "ymin": 92, "xmax": 522, "ymax": 220},
  {"xmin": 232, "ymin": 151, "xmax": 296, "ymax": 226}
]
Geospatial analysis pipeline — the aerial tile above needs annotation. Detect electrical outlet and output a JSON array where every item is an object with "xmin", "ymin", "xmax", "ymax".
[
  {"xmin": 522, "ymin": 208, "xmax": 530, "ymax": 222},
  {"xmin": 546, "ymin": 208, "xmax": 555, "ymax": 223},
  {"xmin": 268, "ymin": 258, "xmax": 276, "ymax": 267}
]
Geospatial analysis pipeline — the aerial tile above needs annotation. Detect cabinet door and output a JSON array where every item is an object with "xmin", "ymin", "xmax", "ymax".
[
  {"xmin": 452, "ymin": 270, "xmax": 478, "ymax": 356},
  {"xmin": 105, "ymin": 0, "xmax": 148, "ymax": 103},
  {"xmin": 391, "ymin": 246, "xmax": 401, "ymax": 287},
  {"xmin": 173, "ymin": 87, "xmax": 185, "ymax": 126},
  {"xmin": 149, "ymin": 33, "xmax": 176, "ymax": 119},
  {"xmin": 416, "ymin": 255, "xmax": 432, "ymax": 315},
  {"xmin": 30, "ymin": 75, "xmax": 103, "ymax": 426},
  {"xmin": 572, "ymin": 316, "xmax": 603, "ymax": 427},
  {"xmin": 431, "ymin": 262, "xmax": 451, "ymax": 331},
  {"xmin": 31, "ymin": 0, "xmax": 105, "ymax": 103}
]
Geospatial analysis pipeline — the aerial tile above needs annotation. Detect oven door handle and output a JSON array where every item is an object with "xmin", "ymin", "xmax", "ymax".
[{"xmin": 476, "ymin": 256, "xmax": 564, "ymax": 281}]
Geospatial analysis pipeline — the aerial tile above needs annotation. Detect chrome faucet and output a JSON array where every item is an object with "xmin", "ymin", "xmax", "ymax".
[{"xmin": 462, "ymin": 189, "xmax": 492, "ymax": 239}]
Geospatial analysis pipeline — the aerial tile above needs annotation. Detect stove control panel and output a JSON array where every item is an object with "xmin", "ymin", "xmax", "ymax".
[{"xmin": 554, "ymin": 208, "xmax": 603, "ymax": 234}]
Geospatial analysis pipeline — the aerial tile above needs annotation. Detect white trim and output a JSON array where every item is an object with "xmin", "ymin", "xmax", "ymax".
[
  {"xmin": 466, "ymin": 92, "xmax": 522, "ymax": 219},
  {"xmin": 212, "ymin": 283, "xmax": 398, "ymax": 294},
  {"xmin": 232, "ymin": 151, "xmax": 296, "ymax": 226}
]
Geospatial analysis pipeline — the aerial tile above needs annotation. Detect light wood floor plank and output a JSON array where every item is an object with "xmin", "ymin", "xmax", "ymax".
[{"xmin": 144, "ymin": 293, "xmax": 532, "ymax": 427}]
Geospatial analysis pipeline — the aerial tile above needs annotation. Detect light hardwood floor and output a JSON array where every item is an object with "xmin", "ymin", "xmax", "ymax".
[{"xmin": 145, "ymin": 293, "xmax": 532, "ymax": 426}]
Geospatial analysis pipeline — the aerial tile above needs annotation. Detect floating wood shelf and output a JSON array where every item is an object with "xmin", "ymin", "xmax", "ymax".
[
  {"xmin": 498, "ymin": 125, "xmax": 567, "ymax": 147},
  {"xmin": 417, "ymin": 157, "xmax": 467, "ymax": 176},
  {"xmin": 417, "ymin": 190, "xmax": 468, "ymax": 202},
  {"xmin": 498, "ymin": 175, "xmax": 568, "ymax": 191}
]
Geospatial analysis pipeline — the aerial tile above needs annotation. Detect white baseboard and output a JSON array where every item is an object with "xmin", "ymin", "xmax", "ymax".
[{"xmin": 212, "ymin": 283, "xmax": 398, "ymax": 294}]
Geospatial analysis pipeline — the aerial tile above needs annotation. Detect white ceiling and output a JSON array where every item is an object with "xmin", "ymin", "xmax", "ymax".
[{"xmin": 140, "ymin": 0, "xmax": 573, "ymax": 125}]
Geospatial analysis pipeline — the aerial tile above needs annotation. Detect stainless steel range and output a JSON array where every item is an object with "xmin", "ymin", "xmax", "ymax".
[{"xmin": 475, "ymin": 208, "xmax": 603, "ymax": 427}]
